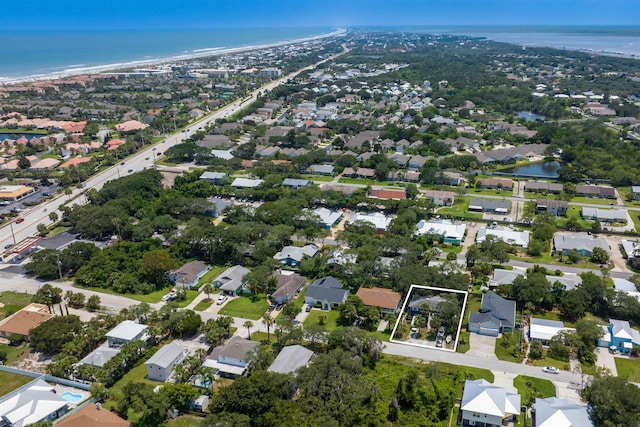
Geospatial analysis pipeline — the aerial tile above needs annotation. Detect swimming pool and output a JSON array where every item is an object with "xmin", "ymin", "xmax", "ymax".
[{"xmin": 60, "ymin": 391, "xmax": 83, "ymax": 403}]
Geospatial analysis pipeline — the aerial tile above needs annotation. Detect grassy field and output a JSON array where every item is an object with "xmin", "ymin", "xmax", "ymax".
[
  {"xmin": 105, "ymin": 359, "xmax": 162, "ymax": 410},
  {"xmin": 194, "ymin": 299, "xmax": 214, "ymax": 311},
  {"xmin": 0, "ymin": 371, "xmax": 32, "ymax": 397},
  {"xmin": 495, "ymin": 331, "xmax": 523, "ymax": 363},
  {"xmin": 571, "ymin": 196, "xmax": 616, "ymax": 205},
  {"xmin": 514, "ymin": 375, "xmax": 556, "ymax": 404},
  {"xmin": 250, "ymin": 331, "xmax": 277, "ymax": 343},
  {"xmin": 469, "ymin": 188, "xmax": 513, "ymax": 197},
  {"xmin": 167, "ymin": 415, "xmax": 206, "ymax": 426},
  {"xmin": 302, "ymin": 309, "xmax": 341, "ymax": 332},
  {"xmin": 556, "ymin": 206, "xmax": 593, "ymax": 229},
  {"xmin": 218, "ymin": 296, "xmax": 269, "ymax": 320},
  {"xmin": 0, "ymin": 343, "xmax": 29, "ymax": 364},
  {"xmin": 306, "ymin": 175, "xmax": 335, "ymax": 182},
  {"xmin": 615, "ymin": 358, "xmax": 640, "ymax": 382},
  {"xmin": 437, "ymin": 197, "xmax": 483, "ymax": 220},
  {"xmin": 0, "ymin": 292, "xmax": 34, "ymax": 318},
  {"xmin": 457, "ymin": 331, "xmax": 470, "ymax": 353}
]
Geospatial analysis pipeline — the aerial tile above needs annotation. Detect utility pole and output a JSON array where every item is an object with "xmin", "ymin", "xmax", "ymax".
[
  {"xmin": 9, "ymin": 222, "xmax": 16, "ymax": 245},
  {"xmin": 56, "ymin": 253, "xmax": 63, "ymax": 280}
]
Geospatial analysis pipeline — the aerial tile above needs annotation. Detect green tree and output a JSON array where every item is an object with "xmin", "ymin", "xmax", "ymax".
[
  {"xmin": 583, "ymin": 374, "xmax": 640, "ymax": 426},
  {"xmin": 29, "ymin": 315, "xmax": 82, "ymax": 354},
  {"xmin": 590, "ymin": 246, "xmax": 610, "ymax": 265},
  {"xmin": 243, "ymin": 320, "xmax": 254, "ymax": 339},
  {"xmin": 86, "ymin": 295, "xmax": 101, "ymax": 312},
  {"xmin": 202, "ymin": 283, "xmax": 214, "ymax": 301}
]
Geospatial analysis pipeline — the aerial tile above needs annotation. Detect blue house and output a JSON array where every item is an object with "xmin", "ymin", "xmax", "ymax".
[
  {"xmin": 598, "ymin": 319, "xmax": 640, "ymax": 354},
  {"xmin": 468, "ymin": 292, "xmax": 516, "ymax": 337}
]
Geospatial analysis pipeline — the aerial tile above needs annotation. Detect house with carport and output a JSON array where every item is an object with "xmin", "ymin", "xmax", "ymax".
[
  {"xmin": 212, "ymin": 265, "xmax": 250, "ymax": 296},
  {"xmin": 528, "ymin": 318, "xmax": 574, "ymax": 346},
  {"xmin": 459, "ymin": 379, "xmax": 520, "ymax": 427},
  {"xmin": 203, "ymin": 336, "xmax": 259, "ymax": 378}
]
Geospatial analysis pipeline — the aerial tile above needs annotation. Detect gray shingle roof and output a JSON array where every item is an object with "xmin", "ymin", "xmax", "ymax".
[
  {"xmin": 267, "ymin": 345, "xmax": 314, "ymax": 374},
  {"xmin": 146, "ymin": 343, "xmax": 188, "ymax": 369},
  {"xmin": 306, "ymin": 276, "xmax": 348, "ymax": 305}
]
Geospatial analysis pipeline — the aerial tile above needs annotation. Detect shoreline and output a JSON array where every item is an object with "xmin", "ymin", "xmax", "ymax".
[{"xmin": 0, "ymin": 28, "xmax": 347, "ymax": 86}]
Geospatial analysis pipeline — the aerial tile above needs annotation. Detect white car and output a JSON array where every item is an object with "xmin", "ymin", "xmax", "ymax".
[
  {"xmin": 542, "ymin": 366, "xmax": 560, "ymax": 374},
  {"xmin": 216, "ymin": 295, "xmax": 228, "ymax": 305}
]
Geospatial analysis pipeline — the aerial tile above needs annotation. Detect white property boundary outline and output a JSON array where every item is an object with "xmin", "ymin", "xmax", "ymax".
[{"xmin": 390, "ymin": 285, "xmax": 468, "ymax": 353}]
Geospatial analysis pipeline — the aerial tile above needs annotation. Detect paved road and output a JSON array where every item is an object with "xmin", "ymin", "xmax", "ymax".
[{"xmin": 383, "ymin": 341, "xmax": 585, "ymax": 384}]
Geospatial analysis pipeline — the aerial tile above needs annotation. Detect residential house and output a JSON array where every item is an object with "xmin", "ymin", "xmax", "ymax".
[
  {"xmin": 423, "ymin": 190, "xmax": 455, "ymax": 207},
  {"xmin": 369, "ymin": 189, "xmax": 406, "ymax": 200},
  {"xmin": 476, "ymin": 178, "xmax": 514, "ymax": 190},
  {"xmin": 459, "ymin": 379, "xmax": 520, "ymax": 427},
  {"xmin": 0, "ymin": 303, "xmax": 53, "ymax": 340},
  {"xmin": 536, "ymin": 200, "xmax": 568, "ymax": 216},
  {"xmin": 631, "ymin": 186, "xmax": 640, "ymax": 201},
  {"xmin": 211, "ymin": 149, "xmax": 235, "ymax": 160},
  {"xmin": 476, "ymin": 227, "xmax": 530, "ymax": 248},
  {"xmin": 199, "ymin": 171, "xmax": 227, "ymax": 185},
  {"xmin": 581, "ymin": 207, "xmax": 627, "ymax": 223},
  {"xmin": 355, "ymin": 287, "xmax": 401, "ymax": 314},
  {"xmin": 0, "ymin": 379, "xmax": 69, "ymax": 427},
  {"xmin": 270, "ymin": 272, "xmax": 306, "ymax": 305},
  {"xmin": 597, "ymin": 319, "xmax": 640, "ymax": 354},
  {"xmin": 145, "ymin": 343, "xmax": 190, "ymax": 382},
  {"xmin": 306, "ymin": 164, "xmax": 335, "ymax": 176},
  {"xmin": 56, "ymin": 402, "xmax": 131, "ymax": 427},
  {"xmin": 622, "ymin": 239, "xmax": 640, "ymax": 260},
  {"xmin": 79, "ymin": 345, "xmax": 120, "ymax": 368},
  {"xmin": 198, "ymin": 135, "xmax": 231, "ymax": 149},
  {"xmin": 231, "ymin": 177, "xmax": 264, "ymax": 188},
  {"xmin": 105, "ymin": 320, "xmax": 148, "ymax": 348},
  {"xmin": 203, "ymin": 336, "xmax": 259, "ymax": 378},
  {"xmin": 529, "ymin": 318, "xmax": 574, "ymax": 346},
  {"xmin": 167, "ymin": 260, "xmax": 210, "ymax": 289},
  {"xmin": 553, "ymin": 233, "xmax": 610, "ymax": 257},
  {"xmin": 274, "ymin": 244, "xmax": 319, "ymax": 268},
  {"xmin": 436, "ymin": 171, "xmax": 464, "ymax": 186},
  {"xmin": 468, "ymin": 292, "xmax": 516, "ymax": 336},
  {"xmin": 468, "ymin": 199, "xmax": 511, "ymax": 214},
  {"xmin": 282, "ymin": 178, "xmax": 312, "ymax": 189},
  {"xmin": 267, "ymin": 345, "xmax": 315, "ymax": 375},
  {"xmin": 488, "ymin": 269, "xmax": 525, "ymax": 288},
  {"xmin": 305, "ymin": 276, "xmax": 349, "ymax": 310},
  {"xmin": 414, "ymin": 219, "xmax": 466, "ymax": 245},
  {"xmin": 575, "ymin": 185, "xmax": 616, "ymax": 199},
  {"xmin": 525, "ymin": 181, "xmax": 563, "ymax": 194},
  {"xmin": 310, "ymin": 207, "xmax": 343, "ymax": 230},
  {"xmin": 408, "ymin": 295, "xmax": 447, "ymax": 316},
  {"xmin": 533, "ymin": 397, "xmax": 593, "ymax": 427},
  {"xmin": 212, "ymin": 265, "xmax": 250, "ymax": 296},
  {"xmin": 349, "ymin": 212, "xmax": 394, "ymax": 232}
]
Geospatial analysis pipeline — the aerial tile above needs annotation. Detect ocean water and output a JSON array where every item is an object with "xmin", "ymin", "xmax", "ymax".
[
  {"xmin": 397, "ymin": 25, "xmax": 640, "ymax": 58},
  {"xmin": 0, "ymin": 27, "xmax": 334, "ymax": 82}
]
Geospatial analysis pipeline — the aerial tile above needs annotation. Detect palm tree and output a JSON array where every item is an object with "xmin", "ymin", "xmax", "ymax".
[
  {"xmin": 202, "ymin": 283, "xmax": 214, "ymax": 301},
  {"xmin": 243, "ymin": 320, "xmax": 254, "ymax": 339},
  {"xmin": 262, "ymin": 314, "xmax": 274, "ymax": 341}
]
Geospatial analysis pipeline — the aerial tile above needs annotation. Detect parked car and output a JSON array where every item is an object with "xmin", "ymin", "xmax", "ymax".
[
  {"xmin": 436, "ymin": 337, "xmax": 443, "ymax": 348},
  {"xmin": 216, "ymin": 295, "xmax": 228, "ymax": 305},
  {"xmin": 437, "ymin": 326, "xmax": 446, "ymax": 338},
  {"xmin": 542, "ymin": 366, "xmax": 559, "ymax": 374},
  {"xmin": 305, "ymin": 304, "xmax": 313, "ymax": 312},
  {"xmin": 268, "ymin": 304, "xmax": 276, "ymax": 312},
  {"xmin": 15, "ymin": 218, "xmax": 24, "ymax": 224}
]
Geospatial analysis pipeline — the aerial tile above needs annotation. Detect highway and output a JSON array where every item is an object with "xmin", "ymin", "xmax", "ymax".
[{"xmin": 0, "ymin": 44, "xmax": 349, "ymax": 250}]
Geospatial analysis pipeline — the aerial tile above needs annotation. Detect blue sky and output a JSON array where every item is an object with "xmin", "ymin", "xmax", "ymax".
[{"xmin": 5, "ymin": 0, "xmax": 640, "ymax": 30}]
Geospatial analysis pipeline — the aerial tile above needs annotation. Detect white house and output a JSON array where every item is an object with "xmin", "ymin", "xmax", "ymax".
[
  {"xmin": 460, "ymin": 379, "xmax": 520, "ymax": 427},
  {"xmin": 105, "ymin": 320, "xmax": 148, "ymax": 348},
  {"xmin": 477, "ymin": 226, "xmax": 530, "ymax": 247},
  {"xmin": 311, "ymin": 207, "xmax": 343, "ymax": 230},
  {"xmin": 213, "ymin": 265, "xmax": 250, "ymax": 296},
  {"xmin": 203, "ymin": 336, "xmax": 259, "ymax": 378},
  {"xmin": 529, "ymin": 318, "xmax": 574, "ymax": 346},
  {"xmin": 145, "ymin": 343, "xmax": 190, "ymax": 382},
  {"xmin": 349, "ymin": 212, "xmax": 394, "ymax": 232},
  {"xmin": 0, "ymin": 379, "xmax": 69, "ymax": 427},
  {"xmin": 231, "ymin": 177, "xmax": 264, "ymax": 188},
  {"xmin": 414, "ymin": 219, "xmax": 466, "ymax": 244},
  {"xmin": 534, "ymin": 397, "xmax": 593, "ymax": 427}
]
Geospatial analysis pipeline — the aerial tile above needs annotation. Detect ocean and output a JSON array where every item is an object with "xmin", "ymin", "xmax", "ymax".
[
  {"xmin": 0, "ymin": 27, "xmax": 335, "ymax": 83},
  {"xmin": 396, "ymin": 25, "xmax": 640, "ymax": 58}
]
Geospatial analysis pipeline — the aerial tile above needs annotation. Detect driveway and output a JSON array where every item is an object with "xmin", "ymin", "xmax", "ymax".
[
  {"xmin": 595, "ymin": 348, "xmax": 619, "ymax": 376},
  {"xmin": 466, "ymin": 333, "xmax": 498, "ymax": 360}
]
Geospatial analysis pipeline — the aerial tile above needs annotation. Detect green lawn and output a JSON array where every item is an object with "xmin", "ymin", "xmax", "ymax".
[
  {"xmin": 470, "ymin": 188, "xmax": 513, "ymax": 197},
  {"xmin": 250, "ymin": 331, "xmax": 277, "ymax": 343},
  {"xmin": 531, "ymin": 351, "xmax": 571, "ymax": 371},
  {"xmin": 571, "ymin": 196, "xmax": 616, "ymax": 205},
  {"xmin": 302, "ymin": 309, "xmax": 341, "ymax": 332},
  {"xmin": 615, "ymin": 358, "xmax": 640, "ymax": 382},
  {"xmin": 556, "ymin": 206, "xmax": 592, "ymax": 229},
  {"xmin": 105, "ymin": 359, "xmax": 162, "ymax": 410},
  {"xmin": 0, "ymin": 292, "xmax": 34, "ymax": 318},
  {"xmin": 218, "ymin": 296, "xmax": 269, "ymax": 320},
  {"xmin": 495, "ymin": 331, "xmax": 523, "ymax": 363},
  {"xmin": 275, "ymin": 289, "xmax": 306, "ymax": 322},
  {"xmin": 524, "ymin": 192, "xmax": 560, "ymax": 200},
  {"xmin": 167, "ymin": 415, "xmax": 206, "ymax": 426},
  {"xmin": 194, "ymin": 299, "xmax": 214, "ymax": 311},
  {"xmin": 307, "ymin": 175, "xmax": 335, "ymax": 182},
  {"xmin": 437, "ymin": 197, "xmax": 483, "ymax": 220},
  {"xmin": 0, "ymin": 371, "xmax": 32, "ymax": 397},
  {"xmin": 0, "ymin": 344, "xmax": 29, "ymax": 364},
  {"xmin": 195, "ymin": 265, "xmax": 227, "ymax": 289},
  {"xmin": 514, "ymin": 375, "xmax": 556, "ymax": 405},
  {"xmin": 457, "ymin": 331, "xmax": 470, "ymax": 353}
]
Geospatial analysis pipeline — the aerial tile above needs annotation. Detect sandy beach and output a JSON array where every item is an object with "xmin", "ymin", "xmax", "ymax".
[{"xmin": 0, "ymin": 28, "xmax": 347, "ymax": 86}]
